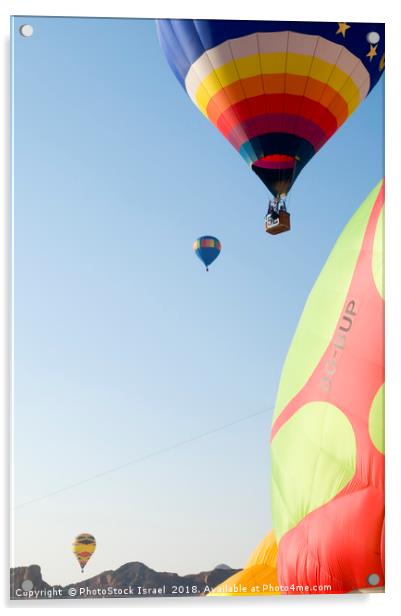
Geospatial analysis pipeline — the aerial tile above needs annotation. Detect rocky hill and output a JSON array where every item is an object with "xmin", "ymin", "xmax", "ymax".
[{"xmin": 10, "ymin": 562, "xmax": 240, "ymax": 600}]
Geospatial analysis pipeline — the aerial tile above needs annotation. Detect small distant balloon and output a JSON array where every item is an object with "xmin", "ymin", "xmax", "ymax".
[
  {"xmin": 73, "ymin": 533, "xmax": 96, "ymax": 573},
  {"xmin": 193, "ymin": 236, "xmax": 221, "ymax": 271}
]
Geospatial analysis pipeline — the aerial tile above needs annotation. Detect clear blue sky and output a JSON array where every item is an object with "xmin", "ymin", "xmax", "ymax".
[{"xmin": 11, "ymin": 16, "xmax": 384, "ymax": 586}]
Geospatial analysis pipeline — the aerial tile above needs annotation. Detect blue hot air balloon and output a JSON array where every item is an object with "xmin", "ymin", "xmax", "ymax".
[{"xmin": 193, "ymin": 236, "xmax": 221, "ymax": 271}]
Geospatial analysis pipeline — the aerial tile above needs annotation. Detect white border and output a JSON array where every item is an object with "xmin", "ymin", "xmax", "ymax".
[{"xmin": 1, "ymin": 1, "xmax": 400, "ymax": 614}]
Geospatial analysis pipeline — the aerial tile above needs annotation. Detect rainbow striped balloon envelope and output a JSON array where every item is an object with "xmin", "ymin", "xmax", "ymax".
[
  {"xmin": 157, "ymin": 20, "xmax": 384, "ymax": 196},
  {"xmin": 193, "ymin": 236, "xmax": 221, "ymax": 271}
]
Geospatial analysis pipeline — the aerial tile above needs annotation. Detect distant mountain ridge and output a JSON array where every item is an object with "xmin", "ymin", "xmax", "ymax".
[{"xmin": 10, "ymin": 562, "xmax": 240, "ymax": 600}]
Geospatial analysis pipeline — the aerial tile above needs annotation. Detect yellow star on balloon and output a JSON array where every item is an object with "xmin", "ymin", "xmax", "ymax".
[
  {"xmin": 336, "ymin": 22, "xmax": 351, "ymax": 37},
  {"xmin": 367, "ymin": 44, "xmax": 378, "ymax": 61}
]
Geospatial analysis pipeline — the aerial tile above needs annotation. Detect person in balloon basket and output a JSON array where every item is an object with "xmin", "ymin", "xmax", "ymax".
[
  {"xmin": 267, "ymin": 197, "xmax": 287, "ymax": 222},
  {"xmin": 267, "ymin": 198, "xmax": 279, "ymax": 222}
]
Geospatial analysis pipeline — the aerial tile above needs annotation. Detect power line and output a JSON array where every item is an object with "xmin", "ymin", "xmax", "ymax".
[{"xmin": 14, "ymin": 406, "xmax": 273, "ymax": 510}]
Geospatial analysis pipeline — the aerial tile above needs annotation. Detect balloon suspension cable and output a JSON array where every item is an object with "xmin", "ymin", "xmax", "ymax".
[
  {"xmin": 288, "ymin": 154, "xmax": 300, "ymax": 211},
  {"xmin": 282, "ymin": 156, "xmax": 298, "ymax": 213}
]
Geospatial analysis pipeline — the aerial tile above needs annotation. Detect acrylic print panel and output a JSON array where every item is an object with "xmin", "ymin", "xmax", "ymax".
[{"xmin": 11, "ymin": 15, "xmax": 385, "ymax": 600}]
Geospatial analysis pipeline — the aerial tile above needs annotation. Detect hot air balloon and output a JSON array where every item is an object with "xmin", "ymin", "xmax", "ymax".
[
  {"xmin": 193, "ymin": 236, "xmax": 221, "ymax": 271},
  {"xmin": 269, "ymin": 179, "xmax": 384, "ymax": 593},
  {"xmin": 208, "ymin": 180, "xmax": 384, "ymax": 597},
  {"xmin": 72, "ymin": 533, "xmax": 96, "ymax": 573},
  {"xmin": 208, "ymin": 530, "xmax": 280, "ymax": 596},
  {"xmin": 157, "ymin": 20, "xmax": 384, "ymax": 233}
]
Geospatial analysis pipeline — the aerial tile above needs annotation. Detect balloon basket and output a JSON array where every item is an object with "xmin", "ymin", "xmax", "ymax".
[{"xmin": 265, "ymin": 211, "xmax": 291, "ymax": 235}]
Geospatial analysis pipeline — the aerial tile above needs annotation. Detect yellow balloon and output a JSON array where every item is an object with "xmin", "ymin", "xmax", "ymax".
[
  {"xmin": 208, "ymin": 531, "xmax": 280, "ymax": 596},
  {"xmin": 72, "ymin": 533, "xmax": 96, "ymax": 573}
]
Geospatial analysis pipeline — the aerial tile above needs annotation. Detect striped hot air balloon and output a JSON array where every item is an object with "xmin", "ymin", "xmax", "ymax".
[
  {"xmin": 193, "ymin": 236, "xmax": 221, "ymax": 271},
  {"xmin": 157, "ymin": 20, "xmax": 384, "ymax": 198},
  {"xmin": 72, "ymin": 533, "xmax": 96, "ymax": 573}
]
